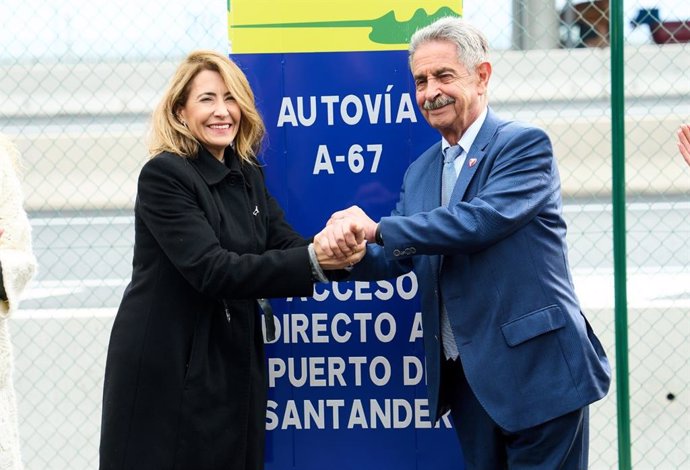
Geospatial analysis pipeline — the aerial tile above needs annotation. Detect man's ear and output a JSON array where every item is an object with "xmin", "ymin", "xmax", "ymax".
[{"xmin": 476, "ymin": 62, "xmax": 492, "ymax": 94}]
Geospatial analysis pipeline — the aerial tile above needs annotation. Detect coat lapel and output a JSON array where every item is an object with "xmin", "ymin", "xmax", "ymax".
[
  {"xmin": 450, "ymin": 108, "xmax": 501, "ymax": 202},
  {"xmin": 452, "ymin": 148, "xmax": 484, "ymax": 201}
]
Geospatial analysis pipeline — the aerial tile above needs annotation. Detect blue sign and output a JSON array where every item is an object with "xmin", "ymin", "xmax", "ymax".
[{"xmin": 234, "ymin": 49, "xmax": 465, "ymax": 470}]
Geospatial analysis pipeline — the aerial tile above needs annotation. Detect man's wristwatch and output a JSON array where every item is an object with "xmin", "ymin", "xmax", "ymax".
[{"xmin": 374, "ymin": 224, "xmax": 384, "ymax": 246}]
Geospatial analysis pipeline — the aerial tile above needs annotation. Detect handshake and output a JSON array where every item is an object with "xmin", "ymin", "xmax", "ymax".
[{"xmin": 312, "ymin": 205, "xmax": 378, "ymax": 270}]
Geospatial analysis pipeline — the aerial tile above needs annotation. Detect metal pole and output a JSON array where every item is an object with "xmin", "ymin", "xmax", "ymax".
[
  {"xmin": 512, "ymin": 0, "xmax": 560, "ymax": 49},
  {"xmin": 512, "ymin": 0, "xmax": 525, "ymax": 50},
  {"xmin": 610, "ymin": 0, "xmax": 632, "ymax": 468},
  {"xmin": 562, "ymin": 0, "xmax": 576, "ymax": 48}
]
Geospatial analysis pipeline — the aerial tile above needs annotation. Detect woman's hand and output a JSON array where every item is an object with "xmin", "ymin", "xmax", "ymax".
[{"xmin": 313, "ymin": 219, "xmax": 367, "ymax": 270}]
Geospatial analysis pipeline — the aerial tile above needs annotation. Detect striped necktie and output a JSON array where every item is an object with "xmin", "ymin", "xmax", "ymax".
[
  {"xmin": 440, "ymin": 144, "xmax": 462, "ymax": 360},
  {"xmin": 442, "ymin": 144, "xmax": 463, "ymax": 206}
]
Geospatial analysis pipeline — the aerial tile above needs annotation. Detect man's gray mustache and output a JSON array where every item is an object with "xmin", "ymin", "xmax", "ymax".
[{"xmin": 423, "ymin": 96, "xmax": 456, "ymax": 110}]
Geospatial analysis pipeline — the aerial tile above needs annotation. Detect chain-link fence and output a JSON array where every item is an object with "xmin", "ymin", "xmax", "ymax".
[
  {"xmin": 2, "ymin": 1, "xmax": 688, "ymax": 469},
  {"xmin": 2, "ymin": 1, "xmax": 227, "ymax": 468}
]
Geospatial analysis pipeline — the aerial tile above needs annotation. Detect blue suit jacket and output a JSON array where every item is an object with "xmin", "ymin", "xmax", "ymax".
[{"xmin": 349, "ymin": 108, "xmax": 611, "ymax": 432}]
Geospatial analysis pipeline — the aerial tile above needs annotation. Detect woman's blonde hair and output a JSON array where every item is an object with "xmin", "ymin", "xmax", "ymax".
[{"xmin": 148, "ymin": 50, "xmax": 265, "ymax": 164}]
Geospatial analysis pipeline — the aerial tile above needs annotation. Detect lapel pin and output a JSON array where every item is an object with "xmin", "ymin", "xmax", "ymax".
[
  {"xmin": 253, "ymin": 206, "xmax": 260, "ymax": 216},
  {"xmin": 468, "ymin": 158, "xmax": 477, "ymax": 168}
]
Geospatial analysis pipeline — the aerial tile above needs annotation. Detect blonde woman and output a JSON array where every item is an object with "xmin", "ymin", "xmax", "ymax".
[
  {"xmin": 0, "ymin": 135, "xmax": 37, "ymax": 470},
  {"xmin": 99, "ymin": 50, "xmax": 364, "ymax": 470}
]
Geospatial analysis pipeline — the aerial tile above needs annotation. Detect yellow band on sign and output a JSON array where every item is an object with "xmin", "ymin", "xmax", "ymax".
[{"xmin": 227, "ymin": 1, "xmax": 463, "ymax": 54}]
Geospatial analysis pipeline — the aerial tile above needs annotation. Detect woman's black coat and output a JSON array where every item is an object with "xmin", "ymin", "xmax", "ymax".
[{"xmin": 100, "ymin": 147, "xmax": 314, "ymax": 470}]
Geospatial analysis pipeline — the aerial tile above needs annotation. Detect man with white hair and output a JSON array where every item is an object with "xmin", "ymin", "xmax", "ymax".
[{"xmin": 321, "ymin": 17, "xmax": 611, "ymax": 469}]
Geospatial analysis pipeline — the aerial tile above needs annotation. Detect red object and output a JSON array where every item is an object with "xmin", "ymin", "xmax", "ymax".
[{"xmin": 650, "ymin": 21, "xmax": 690, "ymax": 44}]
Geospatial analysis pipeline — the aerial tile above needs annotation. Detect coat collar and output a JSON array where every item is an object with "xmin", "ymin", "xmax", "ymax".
[
  {"xmin": 189, "ymin": 146, "xmax": 241, "ymax": 186},
  {"xmin": 469, "ymin": 106, "xmax": 501, "ymax": 155}
]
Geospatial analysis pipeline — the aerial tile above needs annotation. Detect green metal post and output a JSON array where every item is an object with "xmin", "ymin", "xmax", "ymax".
[{"xmin": 610, "ymin": 0, "xmax": 632, "ymax": 469}]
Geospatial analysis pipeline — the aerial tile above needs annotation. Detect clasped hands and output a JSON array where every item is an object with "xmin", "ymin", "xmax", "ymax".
[{"xmin": 313, "ymin": 206, "xmax": 378, "ymax": 270}]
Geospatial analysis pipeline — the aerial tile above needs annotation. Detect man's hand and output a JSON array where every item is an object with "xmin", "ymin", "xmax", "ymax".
[
  {"xmin": 312, "ymin": 205, "xmax": 380, "ymax": 270},
  {"xmin": 313, "ymin": 219, "xmax": 367, "ymax": 270},
  {"xmin": 328, "ymin": 205, "xmax": 378, "ymax": 243}
]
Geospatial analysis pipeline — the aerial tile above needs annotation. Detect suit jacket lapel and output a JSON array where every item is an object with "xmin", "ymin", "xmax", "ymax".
[
  {"xmin": 452, "ymin": 147, "xmax": 484, "ymax": 201},
  {"xmin": 451, "ymin": 108, "xmax": 501, "ymax": 202}
]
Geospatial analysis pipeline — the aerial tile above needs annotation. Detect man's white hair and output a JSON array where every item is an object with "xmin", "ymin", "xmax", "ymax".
[{"xmin": 409, "ymin": 17, "xmax": 490, "ymax": 70}]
